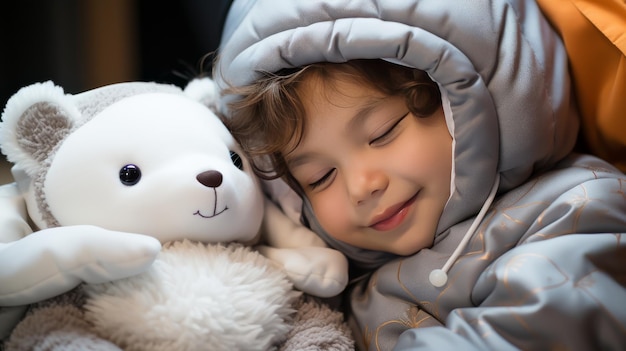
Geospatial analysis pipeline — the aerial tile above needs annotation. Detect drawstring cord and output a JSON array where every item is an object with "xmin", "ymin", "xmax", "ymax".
[{"xmin": 429, "ymin": 175, "xmax": 501, "ymax": 287}]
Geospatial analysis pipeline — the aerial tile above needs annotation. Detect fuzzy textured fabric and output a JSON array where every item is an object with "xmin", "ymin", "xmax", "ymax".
[
  {"xmin": 83, "ymin": 241, "xmax": 298, "ymax": 351},
  {"xmin": 4, "ymin": 287, "xmax": 122, "ymax": 351},
  {"xmin": 4, "ymin": 242, "xmax": 355, "ymax": 351},
  {"xmin": 5, "ymin": 295, "xmax": 354, "ymax": 351},
  {"xmin": 279, "ymin": 295, "xmax": 354, "ymax": 351}
]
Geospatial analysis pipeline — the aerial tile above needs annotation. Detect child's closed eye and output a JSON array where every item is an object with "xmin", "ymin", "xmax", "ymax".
[
  {"xmin": 309, "ymin": 168, "xmax": 336, "ymax": 190},
  {"xmin": 369, "ymin": 112, "xmax": 409, "ymax": 146}
]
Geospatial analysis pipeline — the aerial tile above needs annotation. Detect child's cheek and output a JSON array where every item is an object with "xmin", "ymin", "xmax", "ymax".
[{"xmin": 310, "ymin": 192, "xmax": 352, "ymax": 242}]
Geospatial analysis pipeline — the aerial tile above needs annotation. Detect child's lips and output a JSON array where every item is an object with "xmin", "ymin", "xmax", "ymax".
[{"xmin": 369, "ymin": 192, "xmax": 419, "ymax": 231}]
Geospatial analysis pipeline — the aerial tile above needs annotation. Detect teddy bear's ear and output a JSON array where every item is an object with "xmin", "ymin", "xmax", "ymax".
[
  {"xmin": 0, "ymin": 81, "xmax": 80, "ymax": 177},
  {"xmin": 183, "ymin": 77, "xmax": 219, "ymax": 113}
]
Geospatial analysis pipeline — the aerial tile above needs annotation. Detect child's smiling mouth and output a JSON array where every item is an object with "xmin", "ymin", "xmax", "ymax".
[{"xmin": 369, "ymin": 192, "xmax": 419, "ymax": 231}]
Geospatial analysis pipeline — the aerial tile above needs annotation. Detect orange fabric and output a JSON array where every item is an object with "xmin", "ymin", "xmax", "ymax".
[{"xmin": 536, "ymin": 0, "xmax": 626, "ymax": 172}]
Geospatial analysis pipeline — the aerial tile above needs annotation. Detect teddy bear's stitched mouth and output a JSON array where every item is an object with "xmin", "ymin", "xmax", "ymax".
[{"xmin": 193, "ymin": 207, "xmax": 228, "ymax": 219}]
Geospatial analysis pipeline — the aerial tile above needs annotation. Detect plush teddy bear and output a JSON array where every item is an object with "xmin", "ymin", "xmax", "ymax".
[{"xmin": 0, "ymin": 78, "xmax": 353, "ymax": 350}]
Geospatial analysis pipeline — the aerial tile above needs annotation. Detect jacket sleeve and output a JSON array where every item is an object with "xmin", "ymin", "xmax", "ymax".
[
  {"xmin": 395, "ymin": 233, "xmax": 626, "ymax": 350},
  {"xmin": 394, "ymin": 169, "xmax": 626, "ymax": 350}
]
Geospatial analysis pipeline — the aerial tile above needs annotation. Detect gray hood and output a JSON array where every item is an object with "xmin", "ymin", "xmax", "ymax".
[{"xmin": 215, "ymin": 0, "xmax": 579, "ymax": 266}]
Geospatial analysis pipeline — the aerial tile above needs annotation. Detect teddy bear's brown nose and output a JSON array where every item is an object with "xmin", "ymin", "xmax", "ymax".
[{"xmin": 196, "ymin": 170, "xmax": 223, "ymax": 188}]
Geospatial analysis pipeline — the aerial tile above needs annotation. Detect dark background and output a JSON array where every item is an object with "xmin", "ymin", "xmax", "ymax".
[
  {"xmin": 0, "ymin": 0, "xmax": 233, "ymax": 107},
  {"xmin": 0, "ymin": 0, "xmax": 233, "ymax": 182}
]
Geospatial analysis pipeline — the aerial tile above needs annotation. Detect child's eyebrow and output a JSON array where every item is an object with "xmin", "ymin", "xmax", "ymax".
[
  {"xmin": 285, "ymin": 152, "xmax": 314, "ymax": 169},
  {"xmin": 286, "ymin": 97, "xmax": 385, "ymax": 168},
  {"xmin": 346, "ymin": 98, "xmax": 384, "ymax": 131}
]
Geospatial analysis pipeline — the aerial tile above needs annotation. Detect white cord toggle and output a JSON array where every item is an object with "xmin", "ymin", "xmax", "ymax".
[
  {"xmin": 429, "ymin": 269, "xmax": 448, "ymax": 287},
  {"xmin": 429, "ymin": 175, "xmax": 500, "ymax": 288}
]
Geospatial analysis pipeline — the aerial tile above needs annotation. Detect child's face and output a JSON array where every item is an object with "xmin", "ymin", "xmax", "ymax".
[{"xmin": 285, "ymin": 76, "xmax": 452, "ymax": 256}]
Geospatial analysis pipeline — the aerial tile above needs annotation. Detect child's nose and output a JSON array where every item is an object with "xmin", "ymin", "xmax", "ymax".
[{"xmin": 346, "ymin": 167, "xmax": 388, "ymax": 206}]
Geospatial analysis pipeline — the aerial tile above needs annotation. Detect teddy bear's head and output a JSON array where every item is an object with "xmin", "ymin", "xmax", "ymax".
[{"xmin": 0, "ymin": 79, "xmax": 264, "ymax": 244}]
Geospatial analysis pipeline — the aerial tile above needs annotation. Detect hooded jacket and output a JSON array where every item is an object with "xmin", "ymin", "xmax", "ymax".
[{"xmin": 215, "ymin": 0, "xmax": 626, "ymax": 350}]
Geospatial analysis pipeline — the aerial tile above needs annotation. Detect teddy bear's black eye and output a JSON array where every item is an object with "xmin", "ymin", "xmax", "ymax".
[
  {"xmin": 230, "ymin": 151, "xmax": 244, "ymax": 170},
  {"xmin": 119, "ymin": 164, "xmax": 141, "ymax": 186}
]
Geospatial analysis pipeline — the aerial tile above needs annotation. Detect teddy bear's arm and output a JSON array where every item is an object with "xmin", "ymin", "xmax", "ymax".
[
  {"xmin": 0, "ymin": 181, "xmax": 163, "ymax": 307},
  {"xmin": 0, "ymin": 183, "xmax": 33, "ymax": 243},
  {"xmin": 0, "ymin": 220, "xmax": 162, "ymax": 306},
  {"xmin": 258, "ymin": 198, "xmax": 349, "ymax": 298}
]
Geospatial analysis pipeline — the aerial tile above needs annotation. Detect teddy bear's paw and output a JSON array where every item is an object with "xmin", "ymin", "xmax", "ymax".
[
  {"xmin": 0, "ymin": 226, "xmax": 161, "ymax": 306},
  {"xmin": 257, "ymin": 245, "xmax": 350, "ymax": 298},
  {"xmin": 83, "ymin": 240, "xmax": 298, "ymax": 351}
]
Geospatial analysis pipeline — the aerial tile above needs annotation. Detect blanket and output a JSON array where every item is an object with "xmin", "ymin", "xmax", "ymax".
[{"xmin": 4, "ymin": 288, "xmax": 354, "ymax": 351}]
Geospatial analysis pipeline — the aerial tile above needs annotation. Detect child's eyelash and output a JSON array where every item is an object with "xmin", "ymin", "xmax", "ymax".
[
  {"xmin": 309, "ymin": 169, "xmax": 335, "ymax": 189},
  {"xmin": 370, "ymin": 112, "xmax": 409, "ymax": 145}
]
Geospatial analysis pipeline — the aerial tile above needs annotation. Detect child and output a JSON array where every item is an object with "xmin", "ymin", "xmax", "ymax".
[{"xmin": 214, "ymin": 0, "xmax": 626, "ymax": 350}]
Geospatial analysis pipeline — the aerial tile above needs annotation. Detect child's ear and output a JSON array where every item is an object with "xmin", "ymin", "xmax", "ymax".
[{"xmin": 0, "ymin": 81, "xmax": 79, "ymax": 178}]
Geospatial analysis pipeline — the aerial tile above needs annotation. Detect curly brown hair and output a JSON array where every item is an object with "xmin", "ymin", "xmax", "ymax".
[{"xmin": 221, "ymin": 59, "xmax": 441, "ymax": 188}]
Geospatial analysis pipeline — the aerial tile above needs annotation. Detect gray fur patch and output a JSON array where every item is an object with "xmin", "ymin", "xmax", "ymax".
[
  {"xmin": 16, "ymin": 102, "xmax": 74, "ymax": 228},
  {"xmin": 17, "ymin": 102, "xmax": 73, "ymax": 165},
  {"xmin": 36, "ymin": 165, "xmax": 60, "ymax": 228},
  {"xmin": 75, "ymin": 82, "xmax": 183, "ymax": 127}
]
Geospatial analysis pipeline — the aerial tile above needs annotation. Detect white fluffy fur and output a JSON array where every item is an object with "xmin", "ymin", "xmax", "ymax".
[
  {"xmin": 183, "ymin": 77, "xmax": 219, "ymax": 112},
  {"xmin": 83, "ymin": 240, "xmax": 299, "ymax": 351}
]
